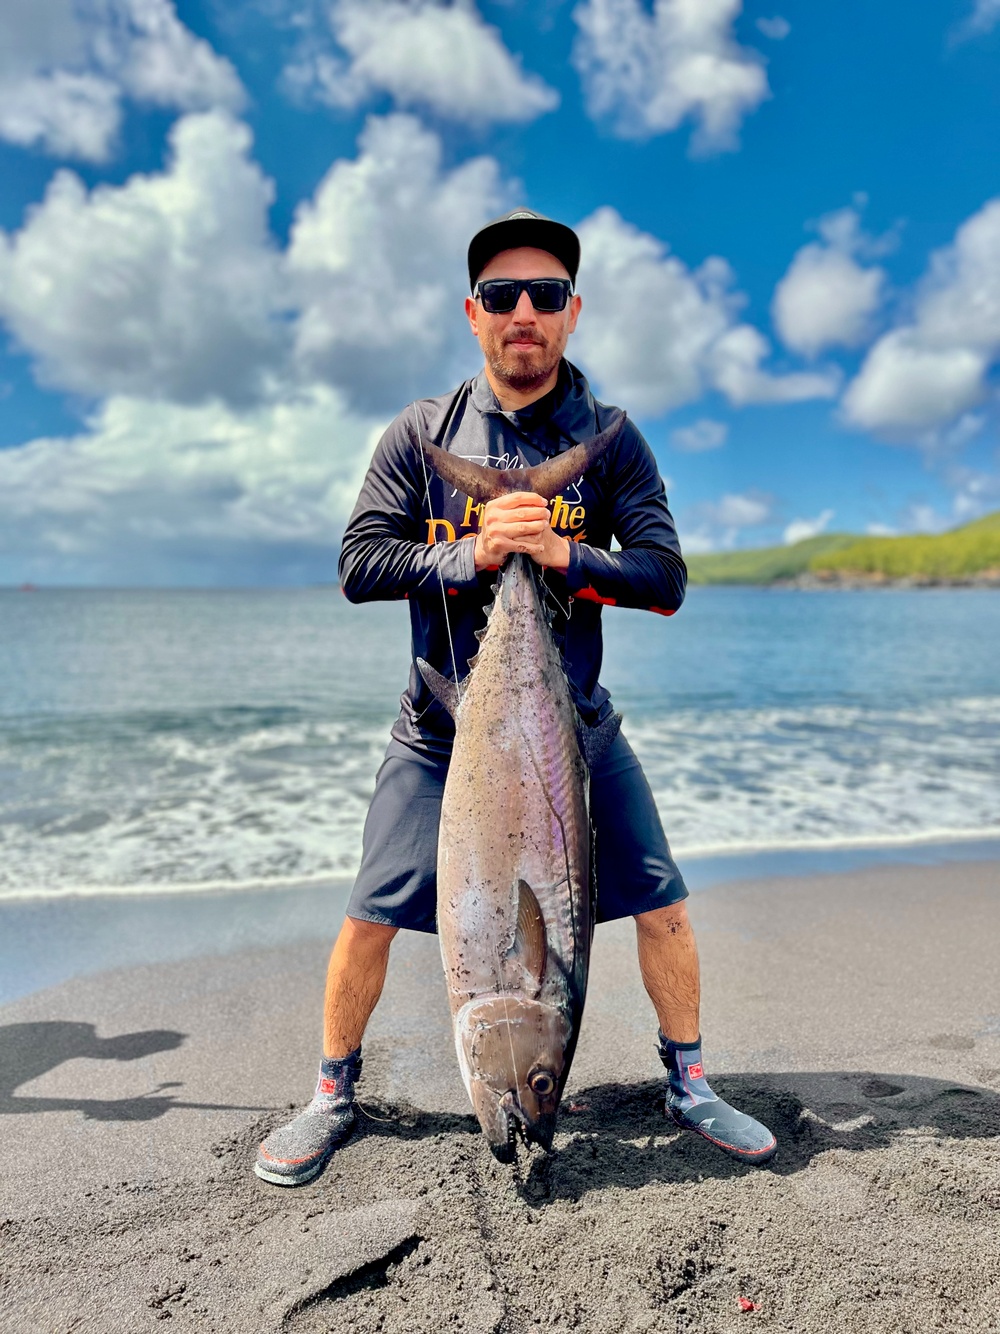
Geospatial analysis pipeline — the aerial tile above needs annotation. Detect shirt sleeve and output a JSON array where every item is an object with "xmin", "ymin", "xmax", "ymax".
[
  {"xmin": 563, "ymin": 421, "xmax": 687, "ymax": 616},
  {"xmin": 338, "ymin": 414, "xmax": 480, "ymax": 603}
]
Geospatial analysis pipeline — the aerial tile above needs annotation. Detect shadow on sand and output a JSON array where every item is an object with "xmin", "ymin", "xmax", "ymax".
[{"xmin": 0, "ymin": 1020, "xmax": 266, "ymax": 1120}]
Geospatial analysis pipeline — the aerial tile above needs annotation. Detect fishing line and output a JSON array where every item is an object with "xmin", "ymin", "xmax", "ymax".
[
  {"xmin": 354, "ymin": 1101, "xmax": 395, "ymax": 1123},
  {"xmin": 413, "ymin": 404, "xmax": 461, "ymax": 694},
  {"xmin": 539, "ymin": 568, "xmax": 573, "ymax": 624}
]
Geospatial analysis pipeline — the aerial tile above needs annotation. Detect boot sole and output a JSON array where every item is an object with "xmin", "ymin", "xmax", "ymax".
[
  {"xmin": 253, "ymin": 1112, "xmax": 356, "ymax": 1186},
  {"xmin": 253, "ymin": 1152, "xmax": 331, "ymax": 1187},
  {"xmin": 669, "ymin": 1108, "xmax": 778, "ymax": 1165}
]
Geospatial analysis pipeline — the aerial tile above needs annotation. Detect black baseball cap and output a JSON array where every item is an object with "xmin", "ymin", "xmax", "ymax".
[{"xmin": 467, "ymin": 208, "xmax": 580, "ymax": 291}]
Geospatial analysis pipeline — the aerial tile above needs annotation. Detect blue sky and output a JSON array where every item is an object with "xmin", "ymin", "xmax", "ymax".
[{"xmin": 0, "ymin": 0, "xmax": 998, "ymax": 584}]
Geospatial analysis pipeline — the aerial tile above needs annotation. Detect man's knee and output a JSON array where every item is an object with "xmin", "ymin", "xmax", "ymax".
[
  {"xmin": 335, "ymin": 915, "xmax": 399, "ymax": 956},
  {"xmin": 635, "ymin": 900, "xmax": 690, "ymax": 937}
]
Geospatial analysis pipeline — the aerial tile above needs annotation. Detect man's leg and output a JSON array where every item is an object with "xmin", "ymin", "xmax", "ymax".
[
  {"xmin": 324, "ymin": 916, "xmax": 398, "ymax": 1057},
  {"xmin": 635, "ymin": 902, "xmax": 777, "ymax": 1165},
  {"xmin": 255, "ymin": 916, "xmax": 397, "ymax": 1186},
  {"xmin": 255, "ymin": 740, "xmax": 444, "ymax": 1186},
  {"xmin": 634, "ymin": 901, "xmax": 700, "ymax": 1043}
]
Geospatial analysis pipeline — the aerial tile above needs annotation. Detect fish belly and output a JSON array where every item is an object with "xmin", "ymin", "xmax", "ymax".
[{"xmin": 436, "ymin": 633, "xmax": 591, "ymax": 1021}]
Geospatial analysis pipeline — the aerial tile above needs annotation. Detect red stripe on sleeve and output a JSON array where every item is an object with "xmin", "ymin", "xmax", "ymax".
[{"xmin": 573, "ymin": 585, "xmax": 618, "ymax": 607}]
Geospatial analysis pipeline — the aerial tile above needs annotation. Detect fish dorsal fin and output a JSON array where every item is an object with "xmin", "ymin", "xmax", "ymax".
[
  {"xmin": 577, "ymin": 711, "xmax": 622, "ymax": 769},
  {"xmin": 415, "ymin": 658, "xmax": 462, "ymax": 719},
  {"xmin": 420, "ymin": 411, "xmax": 626, "ymax": 505},
  {"xmin": 509, "ymin": 879, "xmax": 547, "ymax": 988}
]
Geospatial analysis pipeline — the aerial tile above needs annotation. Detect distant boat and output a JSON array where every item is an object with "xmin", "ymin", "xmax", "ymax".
[{"xmin": 19, "ymin": 583, "xmax": 37, "ymax": 592}]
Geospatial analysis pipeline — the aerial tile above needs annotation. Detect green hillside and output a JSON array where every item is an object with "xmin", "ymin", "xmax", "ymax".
[
  {"xmin": 810, "ymin": 510, "xmax": 1000, "ymax": 579},
  {"xmin": 685, "ymin": 533, "xmax": 857, "ymax": 585},
  {"xmin": 685, "ymin": 511, "xmax": 1000, "ymax": 585}
]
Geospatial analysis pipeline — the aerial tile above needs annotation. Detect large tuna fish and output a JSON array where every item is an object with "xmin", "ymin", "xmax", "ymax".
[{"xmin": 417, "ymin": 413, "xmax": 625, "ymax": 1160}]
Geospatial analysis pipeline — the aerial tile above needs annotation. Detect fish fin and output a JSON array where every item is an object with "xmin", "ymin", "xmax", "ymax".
[
  {"xmin": 420, "ymin": 412, "xmax": 626, "ymax": 504},
  {"xmin": 577, "ymin": 712, "xmax": 622, "ymax": 769},
  {"xmin": 520, "ymin": 411, "xmax": 627, "ymax": 501},
  {"xmin": 510, "ymin": 879, "xmax": 547, "ymax": 988},
  {"xmin": 474, "ymin": 627, "xmax": 487, "ymax": 642},
  {"xmin": 415, "ymin": 658, "xmax": 462, "ymax": 719},
  {"xmin": 420, "ymin": 443, "xmax": 512, "ymax": 503}
]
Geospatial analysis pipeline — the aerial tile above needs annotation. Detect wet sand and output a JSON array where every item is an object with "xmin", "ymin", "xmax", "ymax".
[{"xmin": 2, "ymin": 859, "xmax": 999, "ymax": 1332}]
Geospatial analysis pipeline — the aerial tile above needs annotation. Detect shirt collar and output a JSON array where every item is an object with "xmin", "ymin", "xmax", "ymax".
[{"xmin": 469, "ymin": 359, "xmax": 597, "ymax": 446}]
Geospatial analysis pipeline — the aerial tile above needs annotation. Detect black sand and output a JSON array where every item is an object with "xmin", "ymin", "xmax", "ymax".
[{"xmin": 2, "ymin": 860, "xmax": 999, "ymax": 1332}]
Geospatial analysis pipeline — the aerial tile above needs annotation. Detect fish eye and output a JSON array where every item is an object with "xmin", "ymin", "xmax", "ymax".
[{"xmin": 529, "ymin": 1069, "xmax": 555, "ymax": 1097}]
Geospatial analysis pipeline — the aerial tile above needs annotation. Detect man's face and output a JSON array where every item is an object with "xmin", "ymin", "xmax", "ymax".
[{"xmin": 465, "ymin": 246, "xmax": 582, "ymax": 394}]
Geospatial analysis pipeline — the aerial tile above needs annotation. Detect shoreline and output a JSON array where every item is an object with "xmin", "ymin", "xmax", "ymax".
[
  {"xmin": 2, "ymin": 857, "xmax": 999, "ymax": 1332},
  {"xmin": 2, "ymin": 823, "xmax": 998, "ymax": 903},
  {"xmin": 4, "ymin": 837, "xmax": 1000, "ymax": 1008},
  {"xmin": 689, "ymin": 577, "xmax": 1000, "ymax": 590}
]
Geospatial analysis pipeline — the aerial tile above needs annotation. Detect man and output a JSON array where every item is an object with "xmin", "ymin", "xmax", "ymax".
[{"xmin": 255, "ymin": 209, "xmax": 777, "ymax": 1186}]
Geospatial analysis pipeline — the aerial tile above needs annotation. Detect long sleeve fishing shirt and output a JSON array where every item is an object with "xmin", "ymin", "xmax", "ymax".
[{"xmin": 338, "ymin": 359, "xmax": 687, "ymax": 757}]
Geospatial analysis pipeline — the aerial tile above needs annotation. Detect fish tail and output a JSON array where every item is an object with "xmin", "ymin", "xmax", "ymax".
[{"xmin": 420, "ymin": 410, "xmax": 626, "ymax": 504}]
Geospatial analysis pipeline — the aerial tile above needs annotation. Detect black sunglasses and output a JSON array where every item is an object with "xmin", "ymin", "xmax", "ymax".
[{"xmin": 473, "ymin": 277, "xmax": 573, "ymax": 314}]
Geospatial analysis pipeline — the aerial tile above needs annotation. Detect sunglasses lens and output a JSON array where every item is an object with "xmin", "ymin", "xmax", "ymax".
[
  {"xmin": 527, "ymin": 280, "xmax": 569, "ymax": 312},
  {"xmin": 478, "ymin": 281, "xmax": 519, "ymax": 313},
  {"xmin": 477, "ymin": 279, "xmax": 571, "ymax": 313}
]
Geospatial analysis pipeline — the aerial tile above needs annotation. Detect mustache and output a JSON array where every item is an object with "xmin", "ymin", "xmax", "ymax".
[{"xmin": 503, "ymin": 327, "xmax": 546, "ymax": 347}]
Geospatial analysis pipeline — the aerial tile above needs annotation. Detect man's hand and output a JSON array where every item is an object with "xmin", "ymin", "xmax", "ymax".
[{"xmin": 473, "ymin": 491, "xmax": 571, "ymax": 572}]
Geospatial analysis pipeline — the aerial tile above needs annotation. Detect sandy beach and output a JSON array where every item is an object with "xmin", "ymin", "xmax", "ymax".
[{"xmin": 2, "ymin": 858, "xmax": 999, "ymax": 1333}]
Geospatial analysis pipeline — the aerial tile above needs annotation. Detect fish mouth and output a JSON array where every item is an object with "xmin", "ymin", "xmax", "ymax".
[{"xmin": 488, "ymin": 1091, "xmax": 557, "ymax": 1162}]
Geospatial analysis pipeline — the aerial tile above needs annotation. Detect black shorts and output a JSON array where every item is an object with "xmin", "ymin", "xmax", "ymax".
[{"xmin": 346, "ymin": 730, "xmax": 688, "ymax": 934}]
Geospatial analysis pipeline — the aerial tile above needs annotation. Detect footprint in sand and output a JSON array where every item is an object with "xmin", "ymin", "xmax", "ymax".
[{"xmin": 860, "ymin": 1078, "xmax": 905, "ymax": 1099}]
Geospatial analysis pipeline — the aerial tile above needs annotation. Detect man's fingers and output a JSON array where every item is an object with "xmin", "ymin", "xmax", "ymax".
[
  {"xmin": 486, "ymin": 533, "xmax": 545, "ymax": 557},
  {"xmin": 486, "ymin": 491, "xmax": 548, "ymax": 513},
  {"xmin": 499, "ymin": 507, "xmax": 551, "ymax": 523},
  {"xmin": 487, "ymin": 520, "xmax": 547, "ymax": 540}
]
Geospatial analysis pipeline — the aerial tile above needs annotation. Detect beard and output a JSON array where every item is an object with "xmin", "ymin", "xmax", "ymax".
[{"xmin": 480, "ymin": 323, "xmax": 564, "ymax": 392}]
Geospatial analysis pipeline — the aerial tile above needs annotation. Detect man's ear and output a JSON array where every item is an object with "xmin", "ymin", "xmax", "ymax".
[
  {"xmin": 465, "ymin": 295, "xmax": 480, "ymax": 337},
  {"xmin": 567, "ymin": 292, "xmax": 582, "ymax": 334}
]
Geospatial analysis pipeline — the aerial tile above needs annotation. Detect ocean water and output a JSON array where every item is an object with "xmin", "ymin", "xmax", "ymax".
[{"xmin": 0, "ymin": 585, "xmax": 998, "ymax": 898}]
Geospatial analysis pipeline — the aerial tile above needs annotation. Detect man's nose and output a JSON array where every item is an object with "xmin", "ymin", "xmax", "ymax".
[{"xmin": 512, "ymin": 287, "xmax": 537, "ymax": 322}]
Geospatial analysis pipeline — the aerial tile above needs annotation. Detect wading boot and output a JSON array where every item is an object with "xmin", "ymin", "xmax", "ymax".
[
  {"xmin": 659, "ymin": 1033, "xmax": 777, "ymax": 1165},
  {"xmin": 254, "ymin": 1048, "xmax": 362, "ymax": 1186}
]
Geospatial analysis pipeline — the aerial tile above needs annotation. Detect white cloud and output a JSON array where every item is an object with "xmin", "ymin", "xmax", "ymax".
[
  {"xmin": 0, "ymin": 110, "xmax": 517, "ymax": 415},
  {"xmin": 866, "ymin": 522, "xmax": 896, "ymax": 537},
  {"xmin": 0, "ymin": 0, "xmax": 244, "ymax": 161},
  {"xmin": 783, "ymin": 508, "xmax": 834, "ymax": 544},
  {"xmin": 670, "ymin": 418, "xmax": 728, "ymax": 452},
  {"xmin": 711, "ymin": 492, "xmax": 772, "ymax": 527},
  {"xmin": 0, "ymin": 387, "xmax": 383, "ymax": 584},
  {"xmin": 0, "ymin": 112, "xmax": 285, "ymax": 405},
  {"xmin": 572, "ymin": 206, "xmax": 838, "ymax": 416},
  {"xmin": 755, "ymin": 16, "xmax": 790, "ymax": 40},
  {"xmin": 772, "ymin": 206, "xmax": 887, "ymax": 357},
  {"xmin": 843, "ymin": 197, "xmax": 1000, "ymax": 436},
  {"xmin": 284, "ymin": 0, "xmax": 557, "ymax": 125},
  {"xmin": 572, "ymin": 0, "xmax": 770, "ymax": 152},
  {"xmin": 709, "ymin": 324, "xmax": 839, "ymax": 405},
  {"xmin": 942, "ymin": 461, "xmax": 1000, "ymax": 524},
  {"xmin": 287, "ymin": 113, "xmax": 511, "ymax": 413},
  {"xmin": 906, "ymin": 502, "xmax": 949, "ymax": 533},
  {"xmin": 843, "ymin": 335, "xmax": 988, "ymax": 434},
  {"xmin": 953, "ymin": 0, "xmax": 1000, "ymax": 40},
  {"xmin": 0, "ymin": 71, "xmax": 121, "ymax": 162},
  {"xmin": 971, "ymin": 0, "xmax": 1000, "ymax": 28},
  {"xmin": 681, "ymin": 488, "xmax": 774, "ymax": 551}
]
